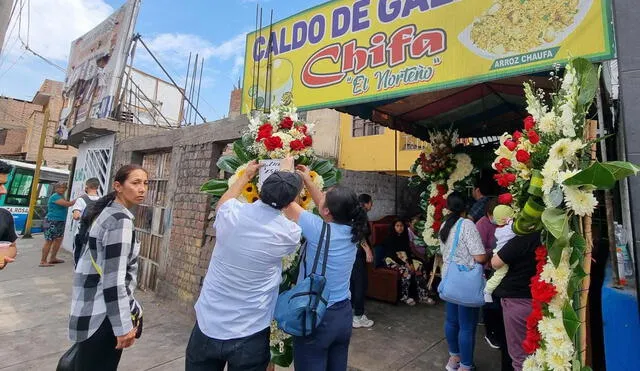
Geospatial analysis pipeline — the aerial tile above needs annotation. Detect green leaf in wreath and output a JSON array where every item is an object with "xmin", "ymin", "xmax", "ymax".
[
  {"xmin": 541, "ymin": 208, "xmax": 570, "ymax": 239},
  {"xmin": 569, "ymin": 233, "xmax": 587, "ymax": 265},
  {"xmin": 601, "ymin": 161, "xmax": 640, "ymax": 180},
  {"xmin": 200, "ymin": 179, "xmax": 229, "ymax": 196},
  {"xmin": 562, "ymin": 302, "xmax": 581, "ymax": 341},
  {"xmin": 568, "ymin": 263, "xmax": 587, "ymax": 299},
  {"xmin": 270, "ymin": 337, "xmax": 294, "ymax": 367},
  {"xmin": 311, "ymin": 158, "xmax": 334, "ymax": 176},
  {"xmin": 233, "ymin": 140, "xmax": 252, "ymax": 163},
  {"xmin": 216, "ymin": 155, "xmax": 243, "ymax": 174},
  {"xmin": 572, "ymin": 58, "xmax": 599, "ymax": 108},
  {"xmin": 563, "ymin": 162, "xmax": 617, "ymax": 189},
  {"xmin": 549, "ymin": 236, "xmax": 568, "ymax": 267}
]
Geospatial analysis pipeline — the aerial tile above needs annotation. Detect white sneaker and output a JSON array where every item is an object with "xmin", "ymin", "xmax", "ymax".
[
  {"xmin": 353, "ymin": 314, "xmax": 374, "ymax": 328},
  {"xmin": 484, "ymin": 292, "xmax": 493, "ymax": 303}
]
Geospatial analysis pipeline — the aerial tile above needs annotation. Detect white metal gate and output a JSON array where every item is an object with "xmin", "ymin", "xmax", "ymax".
[{"xmin": 62, "ymin": 135, "xmax": 115, "ymax": 252}]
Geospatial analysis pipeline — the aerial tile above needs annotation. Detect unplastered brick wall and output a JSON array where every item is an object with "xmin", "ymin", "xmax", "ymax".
[
  {"xmin": 339, "ymin": 169, "xmax": 421, "ymax": 221},
  {"xmin": 161, "ymin": 142, "xmax": 218, "ymax": 314}
]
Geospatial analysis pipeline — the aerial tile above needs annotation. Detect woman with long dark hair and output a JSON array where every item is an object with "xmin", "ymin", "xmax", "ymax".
[
  {"xmin": 382, "ymin": 219, "xmax": 429, "ymax": 305},
  {"xmin": 439, "ymin": 192, "xmax": 487, "ymax": 371},
  {"xmin": 67, "ymin": 165, "xmax": 148, "ymax": 370},
  {"xmin": 283, "ymin": 165, "xmax": 368, "ymax": 371}
]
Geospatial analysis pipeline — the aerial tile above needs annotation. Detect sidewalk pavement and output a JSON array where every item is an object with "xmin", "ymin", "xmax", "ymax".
[{"xmin": 0, "ymin": 236, "xmax": 501, "ymax": 370}]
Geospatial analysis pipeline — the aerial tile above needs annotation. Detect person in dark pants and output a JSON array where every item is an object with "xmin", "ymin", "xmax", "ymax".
[
  {"xmin": 475, "ymin": 198, "xmax": 514, "ymax": 370},
  {"xmin": 185, "ymin": 159, "xmax": 301, "ymax": 371},
  {"xmin": 350, "ymin": 194, "xmax": 374, "ymax": 328},
  {"xmin": 492, "ymin": 232, "xmax": 541, "ymax": 371},
  {"xmin": 284, "ymin": 166, "xmax": 369, "ymax": 371},
  {"xmin": 68, "ymin": 165, "xmax": 148, "ymax": 370}
]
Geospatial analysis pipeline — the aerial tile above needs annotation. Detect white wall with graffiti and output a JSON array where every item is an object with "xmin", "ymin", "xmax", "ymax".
[{"xmin": 62, "ymin": 134, "xmax": 115, "ymax": 252}]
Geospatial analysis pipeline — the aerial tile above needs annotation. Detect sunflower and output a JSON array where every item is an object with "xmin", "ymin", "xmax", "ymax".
[
  {"xmin": 242, "ymin": 183, "xmax": 260, "ymax": 203},
  {"xmin": 299, "ymin": 191, "xmax": 313, "ymax": 210}
]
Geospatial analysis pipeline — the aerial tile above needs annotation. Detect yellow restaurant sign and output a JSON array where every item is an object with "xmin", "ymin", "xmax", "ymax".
[{"xmin": 241, "ymin": 0, "xmax": 614, "ymax": 113}]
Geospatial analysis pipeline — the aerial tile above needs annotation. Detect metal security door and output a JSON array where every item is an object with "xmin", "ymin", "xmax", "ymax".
[{"xmin": 135, "ymin": 152, "xmax": 171, "ymax": 291}]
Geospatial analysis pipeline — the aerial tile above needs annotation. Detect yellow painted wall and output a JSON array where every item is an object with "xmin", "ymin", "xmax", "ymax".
[{"xmin": 337, "ymin": 113, "xmax": 422, "ymax": 173}]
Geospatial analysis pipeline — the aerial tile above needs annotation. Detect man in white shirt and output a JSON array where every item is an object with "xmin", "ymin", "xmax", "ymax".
[
  {"xmin": 72, "ymin": 178, "xmax": 100, "ymax": 266},
  {"xmin": 186, "ymin": 159, "xmax": 302, "ymax": 371}
]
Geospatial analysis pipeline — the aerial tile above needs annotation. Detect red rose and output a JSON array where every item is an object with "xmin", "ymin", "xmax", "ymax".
[
  {"xmin": 516, "ymin": 149, "xmax": 531, "ymax": 163},
  {"xmin": 280, "ymin": 116, "xmax": 294, "ymax": 130},
  {"xmin": 495, "ymin": 163, "xmax": 505, "ymax": 172},
  {"xmin": 303, "ymin": 135, "xmax": 313, "ymax": 147},
  {"xmin": 505, "ymin": 173, "xmax": 517, "ymax": 184},
  {"xmin": 264, "ymin": 136, "xmax": 283, "ymax": 151},
  {"xmin": 297, "ymin": 124, "xmax": 308, "ymax": 135},
  {"xmin": 498, "ymin": 193, "xmax": 513, "ymax": 205},
  {"xmin": 528, "ymin": 130, "xmax": 540, "ymax": 144},
  {"xmin": 504, "ymin": 140, "xmax": 517, "ymax": 151},
  {"xmin": 256, "ymin": 123, "xmax": 273, "ymax": 142},
  {"xmin": 431, "ymin": 220, "xmax": 442, "ymax": 232},
  {"xmin": 500, "ymin": 158, "xmax": 512, "ymax": 168},
  {"xmin": 494, "ymin": 174, "xmax": 508, "ymax": 187},
  {"xmin": 524, "ymin": 115, "xmax": 536, "ymax": 130},
  {"xmin": 530, "ymin": 279, "xmax": 557, "ymax": 304},
  {"xmin": 290, "ymin": 139, "xmax": 305, "ymax": 151},
  {"xmin": 436, "ymin": 184, "xmax": 447, "ymax": 194},
  {"xmin": 513, "ymin": 131, "xmax": 523, "ymax": 141}
]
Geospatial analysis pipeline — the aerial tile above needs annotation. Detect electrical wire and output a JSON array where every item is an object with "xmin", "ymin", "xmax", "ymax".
[
  {"xmin": 0, "ymin": 0, "xmax": 26, "ymax": 69},
  {"xmin": 0, "ymin": 48, "xmax": 27, "ymax": 82}
]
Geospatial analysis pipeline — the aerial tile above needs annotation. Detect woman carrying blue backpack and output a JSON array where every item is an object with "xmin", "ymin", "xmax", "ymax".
[{"xmin": 283, "ymin": 165, "xmax": 368, "ymax": 371}]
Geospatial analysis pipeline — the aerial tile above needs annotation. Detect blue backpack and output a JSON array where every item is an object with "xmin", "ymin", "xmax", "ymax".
[{"xmin": 275, "ymin": 222, "xmax": 331, "ymax": 337}]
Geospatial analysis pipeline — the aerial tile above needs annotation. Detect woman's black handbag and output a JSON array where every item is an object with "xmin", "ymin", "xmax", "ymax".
[{"xmin": 56, "ymin": 343, "xmax": 79, "ymax": 371}]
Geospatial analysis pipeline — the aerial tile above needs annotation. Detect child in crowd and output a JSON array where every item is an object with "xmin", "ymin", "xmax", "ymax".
[{"xmin": 484, "ymin": 205, "xmax": 516, "ymax": 303}]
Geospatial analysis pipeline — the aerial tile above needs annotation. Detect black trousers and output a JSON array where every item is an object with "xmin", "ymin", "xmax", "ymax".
[
  {"xmin": 350, "ymin": 249, "xmax": 368, "ymax": 316},
  {"xmin": 483, "ymin": 300, "xmax": 513, "ymax": 371},
  {"xmin": 75, "ymin": 319, "xmax": 122, "ymax": 371},
  {"xmin": 185, "ymin": 322, "xmax": 270, "ymax": 371}
]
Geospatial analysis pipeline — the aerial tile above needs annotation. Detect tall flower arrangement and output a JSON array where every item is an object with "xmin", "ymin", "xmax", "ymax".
[
  {"xmin": 410, "ymin": 129, "xmax": 476, "ymax": 255},
  {"xmin": 200, "ymin": 102, "xmax": 341, "ymax": 367},
  {"xmin": 491, "ymin": 59, "xmax": 639, "ymax": 371}
]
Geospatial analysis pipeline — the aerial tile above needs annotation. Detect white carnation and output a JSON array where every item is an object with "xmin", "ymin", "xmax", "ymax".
[
  {"xmin": 564, "ymin": 186, "xmax": 598, "ymax": 217},
  {"xmin": 539, "ymin": 112, "xmax": 560, "ymax": 135}
]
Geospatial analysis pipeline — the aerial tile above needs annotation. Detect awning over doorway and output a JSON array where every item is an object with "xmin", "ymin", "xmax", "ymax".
[{"xmin": 335, "ymin": 74, "xmax": 554, "ymax": 140}]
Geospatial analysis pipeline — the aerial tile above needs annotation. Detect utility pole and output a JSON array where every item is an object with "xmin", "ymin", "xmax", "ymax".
[{"xmin": 22, "ymin": 104, "xmax": 50, "ymax": 239}]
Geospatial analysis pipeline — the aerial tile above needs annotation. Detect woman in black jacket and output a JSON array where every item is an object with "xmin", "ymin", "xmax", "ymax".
[{"xmin": 382, "ymin": 219, "xmax": 429, "ymax": 305}]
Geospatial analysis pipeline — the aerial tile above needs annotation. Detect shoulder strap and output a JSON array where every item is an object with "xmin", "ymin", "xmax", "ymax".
[
  {"xmin": 446, "ymin": 219, "xmax": 463, "ymax": 263},
  {"xmin": 319, "ymin": 224, "xmax": 331, "ymax": 276},
  {"xmin": 307, "ymin": 222, "xmax": 327, "ymax": 278},
  {"xmin": 88, "ymin": 226, "xmax": 136, "ymax": 278}
]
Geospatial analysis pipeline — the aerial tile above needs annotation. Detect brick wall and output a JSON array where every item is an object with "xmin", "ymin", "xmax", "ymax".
[
  {"xmin": 339, "ymin": 169, "xmax": 421, "ymax": 221},
  {"xmin": 0, "ymin": 81, "xmax": 76, "ymax": 169},
  {"xmin": 0, "ymin": 97, "xmax": 41, "ymax": 127},
  {"xmin": 159, "ymin": 142, "xmax": 221, "ymax": 315},
  {"xmin": 0, "ymin": 127, "xmax": 27, "ymax": 155},
  {"xmin": 228, "ymin": 88, "xmax": 242, "ymax": 118}
]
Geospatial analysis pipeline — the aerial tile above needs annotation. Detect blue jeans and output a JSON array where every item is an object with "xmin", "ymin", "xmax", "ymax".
[
  {"xmin": 185, "ymin": 322, "xmax": 270, "ymax": 371},
  {"xmin": 445, "ymin": 302, "xmax": 480, "ymax": 368},
  {"xmin": 294, "ymin": 299, "xmax": 352, "ymax": 371}
]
